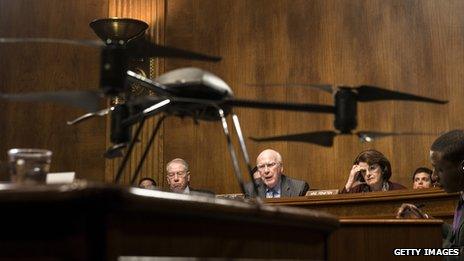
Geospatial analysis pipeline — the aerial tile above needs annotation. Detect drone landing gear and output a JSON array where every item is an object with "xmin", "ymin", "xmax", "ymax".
[
  {"xmin": 217, "ymin": 109, "xmax": 262, "ymax": 204},
  {"xmin": 114, "ymin": 99, "xmax": 170, "ymax": 185}
]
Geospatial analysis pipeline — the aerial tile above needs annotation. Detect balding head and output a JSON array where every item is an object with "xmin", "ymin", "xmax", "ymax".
[
  {"xmin": 166, "ymin": 158, "xmax": 189, "ymax": 172},
  {"xmin": 257, "ymin": 149, "xmax": 282, "ymax": 165},
  {"xmin": 166, "ymin": 158, "xmax": 190, "ymax": 193},
  {"xmin": 256, "ymin": 149, "xmax": 283, "ymax": 189}
]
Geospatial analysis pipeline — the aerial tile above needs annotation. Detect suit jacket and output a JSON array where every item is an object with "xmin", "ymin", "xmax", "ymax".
[
  {"xmin": 443, "ymin": 196, "xmax": 464, "ymax": 261},
  {"xmin": 244, "ymin": 174, "xmax": 309, "ymax": 198}
]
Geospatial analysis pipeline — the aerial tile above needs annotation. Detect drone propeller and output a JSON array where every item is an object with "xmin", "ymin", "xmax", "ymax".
[
  {"xmin": 0, "ymin": 37, "xmax": 104, "ymax": 48},
  {"xmin": 126, "ymin": 38, "xmax": 222, "ymax": 62},
  {"xmin": 0, "ymin": 90, "xmax": 102, "ymax": 112},
  {"xmin": 354, "ymin": 85, "xmax": 447, "ymax": 104},
  {"xmin": 248, "ymin": 83, "xmax": 447, "ymax": 104},
  {"xmin": 0, "ymin": 37, "xmax": 222, "ymax": 62},
  {"xmin": 249, "ymin": 131, "xmax": 438, "ymax": 147},
  {"xmin": 250, "ymin": 131, "xmax": 337, "ymax": 147}
]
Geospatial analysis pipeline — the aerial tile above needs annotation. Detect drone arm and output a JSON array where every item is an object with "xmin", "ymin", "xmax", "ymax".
[
  {"xmin": 224, "ymin": 99, "xmax": 335, "ymax": 113},
  {"xmin": 126, "ymin": 70, "xmax": 172, "ymax": 96},
  {"xmin": 122, "ymin": 98, "xmax": 171, "ymax": 127},
  {"xmin": 67, "ymin": 107, "xmax": 113, "ymax": 125}
]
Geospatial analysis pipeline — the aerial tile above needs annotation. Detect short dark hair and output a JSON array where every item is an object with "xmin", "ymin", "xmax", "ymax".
[
  {"xmin": 430, "ymin": 130, "xmax": 464, "ymax": 163},
  {"xmin": 138, "ymin": 177, "xmax": 157, "ymax": 187},
  {"xmin": 412, "ymin": 167, "xmax": 433, "ymax": 180},
  {"xmin": 354, "ymin": 149, "xmax": 392, "ymax": 181}
]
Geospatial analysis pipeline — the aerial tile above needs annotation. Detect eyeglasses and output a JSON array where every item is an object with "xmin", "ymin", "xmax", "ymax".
[
  {"xmin": 167, "ymin": 170, "xmax": 188, "ymax": 178},
  {"xmin": 367, "ymin": 164, "xmax": 381, "ymax": 172},
  {"xmin": 257, "ymin": 162, "xmax": 279, "ymax": 171}
]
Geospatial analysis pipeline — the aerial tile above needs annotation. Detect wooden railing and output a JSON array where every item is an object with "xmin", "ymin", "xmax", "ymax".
[{"xmin": 264, "ymin": 187, "xmax": 458, "ymax": 221}]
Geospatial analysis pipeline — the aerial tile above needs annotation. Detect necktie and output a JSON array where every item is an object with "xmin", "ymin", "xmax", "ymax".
[{"xmin": 266, "ymin": 188, "xmax": 276, "ymax": 198}]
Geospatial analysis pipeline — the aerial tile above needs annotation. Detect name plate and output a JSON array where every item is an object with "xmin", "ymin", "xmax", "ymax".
[{"xmin": 306, "ymin": 189, "xmax": 339, "ymax": 196}]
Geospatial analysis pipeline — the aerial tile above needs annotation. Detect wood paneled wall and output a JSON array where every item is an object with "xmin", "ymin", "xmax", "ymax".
[
  {"xmin": 160, "ymin": 0, "xmax": 464, "ymax": 193},
  {"xmin": 0, "ymin": 0, "xmax": 108, "ymax": 181}
]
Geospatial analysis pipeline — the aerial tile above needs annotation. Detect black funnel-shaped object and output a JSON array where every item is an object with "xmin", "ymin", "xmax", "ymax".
[{"xmin": 90, "ymin": 18, "xmax": 148, "ymax": 44}]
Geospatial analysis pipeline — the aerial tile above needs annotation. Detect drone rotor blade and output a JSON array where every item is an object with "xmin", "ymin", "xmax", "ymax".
[
  {"xmin": 356, "ymin": 85, "xmax": 448, "ymax": 104},
  {"xmin": 224, "ymin": 99, "xmax": 335, "ymax": 113},
  {"xmin": 0, "ymin": 90, "xmax": 102, "ymax": 112},
  {"xmin": 246, "ymin": 83, "xmax": 333, "ymax": 94},
  {"xmin": 0, "ymin": 38, "xmax": 104, "ymax": 48},
  {"xmin": 249, "ymin": 131, "xmax": 337, "ymax": 147},
  {"xmin": 126, "ymin": 38, "xmax": 221, "ymax": 62},
  {"xmin": 357, "ymin": 131, "xmax": 438, "ymax": 143}
]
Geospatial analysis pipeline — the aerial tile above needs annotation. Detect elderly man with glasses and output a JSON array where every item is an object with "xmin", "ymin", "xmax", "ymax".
[
  {"xmin": 166, "ymin": 158, "xmax": 214, "ymax": 195},
  {"xmin": 244, "ymin": 149, "xmax": 309, "ymax": 198}
]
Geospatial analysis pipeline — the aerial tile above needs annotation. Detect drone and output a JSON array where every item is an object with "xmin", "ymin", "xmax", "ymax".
[
  {"xmin": 69, "ymin": 67, "xmax": 447, "ymax": 198},
  {"xmin": 248, "ymin": 83, "xmax": 447, "ymax": 147},
  {"xmin": 0, "ymin": 18, "xmax": 448, "ymax": 199}
]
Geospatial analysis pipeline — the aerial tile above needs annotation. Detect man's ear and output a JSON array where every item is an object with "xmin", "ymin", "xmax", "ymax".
[
  {"xmin": 279, "ymin": 163, "xmax": 284, "ymax": 174},
  {"xmin": 187, "ymin": 171, "xmax": 191, "ymax": 182}
]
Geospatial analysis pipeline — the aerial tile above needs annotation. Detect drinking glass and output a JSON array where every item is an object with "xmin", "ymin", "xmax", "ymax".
[{"xmin": 8, "ymin": 148, "xmax": 52, "ymax": 185}]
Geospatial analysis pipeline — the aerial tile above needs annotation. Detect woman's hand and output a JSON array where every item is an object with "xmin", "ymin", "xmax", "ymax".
[{"xmin": 344, "ymin": 164, "xmax": 366, "ymax": 192}]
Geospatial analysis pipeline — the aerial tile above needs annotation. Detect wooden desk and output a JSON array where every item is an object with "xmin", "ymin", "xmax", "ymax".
[
  {"xmin": 331, "ymin": 219, "xmax": 443, "ymax": 261},
  {"xmin": 0, "ymin": 182, "xmax": 338, "ymax": 260},
  {"xmin": 265, "ymin": 188, "xmax": 459, "ymax": 221}
]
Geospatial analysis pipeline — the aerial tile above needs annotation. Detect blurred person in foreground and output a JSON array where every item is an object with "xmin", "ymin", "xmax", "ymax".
[{"xmin": 397, "ymin": 130, "xmax": 464, "ymax": 257}]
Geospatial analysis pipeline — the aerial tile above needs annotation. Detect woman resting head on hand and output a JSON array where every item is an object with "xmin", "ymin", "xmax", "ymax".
[{"xmin": 342, "ymin": 149, "xmax": 406, "ymax": 193}]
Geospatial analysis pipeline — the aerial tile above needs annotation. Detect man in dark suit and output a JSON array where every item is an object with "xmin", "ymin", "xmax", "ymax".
[
  {"xmin": 244, "ymin": 149, "xmax": 309, "ymax": 198},
  {"xmin": 397, "ymin": 130, "xmax": 464, "ymax": 259},
  {"xmin": 166, "ymin": 158, "xmax": 214, "ymax": 196}
]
